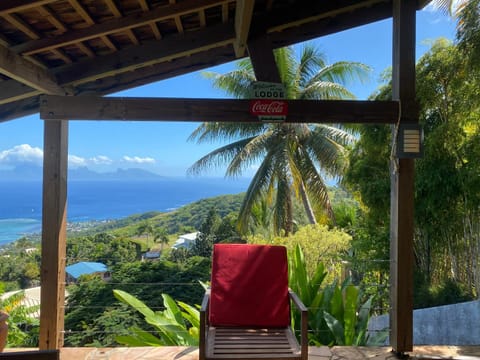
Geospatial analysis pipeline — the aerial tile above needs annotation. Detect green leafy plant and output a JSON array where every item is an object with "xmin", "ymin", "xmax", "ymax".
[
  {"xmin": 113, "ymin": 289, "xmax": 200, "ymax": 346},
  {"xmin": 0, "ymin": 289, "xmax": 40, "ymax": 347},
  {"xmin": 288, "ymin": 244, "xmax": 387, "ymax": 346}
]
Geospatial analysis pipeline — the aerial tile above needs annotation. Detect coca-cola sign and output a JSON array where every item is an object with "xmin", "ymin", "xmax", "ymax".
[
  {"xmin": 250, "ymin": 100, "xmax": 288, "ymax": 116},
  {"xmin": 250, "ymin": 82, "xmax": 288, "ymax": 121}
]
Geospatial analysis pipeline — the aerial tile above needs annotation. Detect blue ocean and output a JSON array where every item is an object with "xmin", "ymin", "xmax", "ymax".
[{"xmin": 0, "ymin": 178, "xmax": 250, "ymax": 245}]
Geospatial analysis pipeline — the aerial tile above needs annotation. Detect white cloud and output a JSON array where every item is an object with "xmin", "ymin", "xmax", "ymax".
[
  {"xmin": 0, "ymin": 144, "xmax": 43, "ymax": 165},
  {"xmin": 90, "ymin": 155, "xmax": 113, "ymax": 165},
  {"xmin": 0, "ymin": 144, "xmax": 157, "ymax": 170},
  {"xmin": 122, "ymin": 156, "xmax": 156, "ymax": 164},
  {"xmin": 68, "ymin": 155, "xmax": 87, "ymax": 167}
]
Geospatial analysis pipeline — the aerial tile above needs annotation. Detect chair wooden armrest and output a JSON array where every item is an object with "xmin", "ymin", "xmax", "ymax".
[
  {"xmin": 200, "ymin": 289, "xmax": 210, "ymax": 360},
  {"xmin": 289, "ymin": 289, "xmax": 308, "ymax": 360},
  {"xmin": 0, "ymin": 350, "xmax": 59, "ymax": 359}
]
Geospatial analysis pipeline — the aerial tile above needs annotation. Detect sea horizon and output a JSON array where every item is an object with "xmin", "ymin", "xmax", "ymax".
[{"xmin": 0, "ymin": 177, "xmax": 250, "ymax": 245}]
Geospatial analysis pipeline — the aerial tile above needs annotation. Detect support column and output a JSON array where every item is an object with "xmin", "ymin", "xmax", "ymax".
[
  {"xmin": 390, "ymin": 0, "xmax": 416, "ymax": 354},
  {"xmin": 39, "ymin": 119, "xmax": 69, "ymax": 350},
  {"xmin": 247, "ymin": 34, "xmax": 281, "ymax": 83}
]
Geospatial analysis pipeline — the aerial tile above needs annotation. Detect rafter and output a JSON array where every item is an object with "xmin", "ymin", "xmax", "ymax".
[
  {"xmin": 77, "ymin": 42, "xmax": 95, "ymax": 58},
  {"xmin": 0, "ymin": 0, "xmax": 57, "ymax": 15},
  {"xmin": 2, "ymin": 13, "xmax": 40, "ymax": 39},
  {"xmin": 234, "ymin": 0, "xmax": 255, "ymax": 57},
  {"xmin": 169, "ymin": 0, "xmax": 185, "ymax": 34},
  {"xmin": 37, "ymin": 5, "xmax": 67, "ymax": 34},
  {"xmin": 222, "ymin": 3, "xmax": 229, "ymax": 23},
  {"xmin": 0, "ymin": 43, "xmax": 66, "ymax": 94},
  {"xmin": 12, "ymin": 0, "xmax": 232, "ymax": 56},
  {"xmin": 105, "ymin": 0, "xmax": 139, "ymax": 45},
  {"xmin": 137, "ymin": 0, "xmax": 162, "ymax": 39},
  {"xmin": 54, "ymin": 22, "xmax": 235, "ymax": 86},
  {"xmin": 0, "ymin": 81, "xmax": 40, "ymax": 105},
  {"xmin": 68, "ymin": 0, "xmax": 119, "ymax": 52},
  {"xmin": 267, "ymin": 1, "xmax": 392, "ymax": 49}
]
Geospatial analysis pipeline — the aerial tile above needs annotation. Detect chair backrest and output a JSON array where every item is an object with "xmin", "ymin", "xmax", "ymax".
[{"xmin": 209, "ymin": 244, "xmax": 290, "ymax": 327}]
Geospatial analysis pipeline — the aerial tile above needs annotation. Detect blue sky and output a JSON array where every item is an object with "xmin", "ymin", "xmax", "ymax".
[{"xmin": 0, "ymin": 7, "xmax": 456, "ymax": 178}]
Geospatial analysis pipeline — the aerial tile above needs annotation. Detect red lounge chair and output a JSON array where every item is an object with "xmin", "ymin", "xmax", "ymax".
[{"xmin": 200, "ymin": 244, "xmax": 308, "ymax": 360}]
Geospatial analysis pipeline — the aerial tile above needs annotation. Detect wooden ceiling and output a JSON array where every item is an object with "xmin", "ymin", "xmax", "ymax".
[{"xmin": 0, "ymin": 0, "xmax": 431, "ymax": 122}]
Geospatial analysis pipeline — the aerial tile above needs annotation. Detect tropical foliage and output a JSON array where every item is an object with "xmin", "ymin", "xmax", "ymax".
[
  {"xmin": 288, "ymin": 244, "xmax": 387, "ymax": 346},
  {"xmin": 250, "ymin": 224, "xmax": 351, "ymax": 283},
  {"xmin": 0, "ymin": 289, "xmax": 39, "ymax": 347},
  {"xmin": 343, "ymin": 36, "xmax": 480, "ymax": 306},
  {"xmin": 189, "ymin": 45, "xmax": 370, "ymax": 235},
  {"xmin": 113, "ymin": 290, "xmax": 200, "ymax": 346}
]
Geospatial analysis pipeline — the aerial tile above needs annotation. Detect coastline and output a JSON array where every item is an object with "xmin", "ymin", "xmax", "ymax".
[{"xmin": 0, "ymin": 177, "xmax": 250, "ymax": 246}]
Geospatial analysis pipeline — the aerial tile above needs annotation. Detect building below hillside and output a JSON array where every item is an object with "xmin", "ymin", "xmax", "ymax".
[
  {"xmin": 172, "ymin": 232, "xmax": 199, "ymax": 250},
  {"xmin": 65, "ymin": 262, "xmax": 110, "ymax": 284}
]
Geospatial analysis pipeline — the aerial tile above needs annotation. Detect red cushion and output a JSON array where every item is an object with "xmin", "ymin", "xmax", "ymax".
[{"xmin": 209, "ymin": 244, "xmax": 290, "ymax": 327}]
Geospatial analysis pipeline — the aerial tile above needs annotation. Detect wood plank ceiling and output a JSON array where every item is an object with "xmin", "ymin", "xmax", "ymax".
[{"xmin": 0, "ymin": 0, "xmax": 432, "ymax": 122}]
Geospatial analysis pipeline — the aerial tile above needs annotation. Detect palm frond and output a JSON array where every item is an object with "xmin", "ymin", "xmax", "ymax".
[
  {"xmin": 297, "ymin": 45, "xmax": 328, "ymax": 90},
  {"xmin": 292, "ymin": 149, "xmax": 335, "ymax": 221},
  {"xmin": 237, "ymin": 152, "xmax": 277, "ymax": 233},
  {"xmin": 313, "ymin": 61, "xmax": 372, "ymax": 87},
  {"xmin": 274, "ymin": 47, "xmax": 297, "ymax": 93},
  {"xmin": 188, "ymin": 122, "xmax": 264, "ymax": 143},
  {"xmin": 187, "ymin": 137, "xmax": 256, "ymax": 175},
  {"xmin": 226, "ymin": 130, "xmax": 274, "ymax": 177},
  {"xmin": 201, "ymin": 66, "xmax": 256, "ymax": 99},
  {"xmin": 302, "ymin": 81, "xmax": 356, "ymax": 100},
  {"xmin": 306, "ymin": 126, "xmax": 351, "ymax": 177}
]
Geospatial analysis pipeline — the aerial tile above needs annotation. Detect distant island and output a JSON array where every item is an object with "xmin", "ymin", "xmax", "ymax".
[{"xmin": 0, "ymin": 164, "xmax": 166, "ymax": 181}]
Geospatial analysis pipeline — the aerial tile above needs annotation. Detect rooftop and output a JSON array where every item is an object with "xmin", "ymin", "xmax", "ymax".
[{"xmin": 65, "ymin": 261, "xmax": 107, "ymax": 279}]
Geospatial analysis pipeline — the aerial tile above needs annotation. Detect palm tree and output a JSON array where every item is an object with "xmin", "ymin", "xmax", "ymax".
[
  {"xmin": 430, "ymin": 0, "xmax": 469, "ymax": 15},
  {"xmin": 136, "ymin": 220, "xmax": 154, "ymax": 249},
  {"xmin": 188, "ymin": 45, "xmax": 370, "ymax": 236},
  {"xmin": 153, "ymin": 227, "xmax": 169, "ymax": 252}
]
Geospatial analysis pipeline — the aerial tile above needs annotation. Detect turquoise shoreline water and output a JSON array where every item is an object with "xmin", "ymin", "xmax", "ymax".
[
  {"xmin": 0, "ymin": 178, "xmax": 250, "ymax": 246},
  {"xmin": 0, "ymin": 218, "xmax": 42, "ymax": 245}
]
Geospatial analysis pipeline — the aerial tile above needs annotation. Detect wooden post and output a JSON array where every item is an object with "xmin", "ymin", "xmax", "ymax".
[
  {"xmin": 39, "ymin": 119, "xmax": 69, "ymax": 350},
  {"xmin": 390, "ymin": 0, "xmax": 416, "ymax": 354},
  {"xmin": 247, "ymin": 34, "xmax": 282, "ymax": 83}
]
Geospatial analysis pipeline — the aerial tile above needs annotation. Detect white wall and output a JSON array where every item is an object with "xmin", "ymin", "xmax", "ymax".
[{"xmin": 368, "ymin": 300, "xmax": 480, "ymax": 345}]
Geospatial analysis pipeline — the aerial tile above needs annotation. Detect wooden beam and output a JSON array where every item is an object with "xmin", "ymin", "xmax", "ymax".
[
  {"xmin": 247, "ymin": 34, "xmax": 281, "ymax": 83},
  {"xmin": 75, "ymin": 44, "xmax": 236, "ymax": 95},
  {"xmin": 0, "ymin": 80, "xmax": 40, "ymax": 105},
  {"xmin": 267, "ymin": 1, "xmax": 393, "ymax": 49},
  {"xmin": 390, "ymin": 0, "xmax": 417, "ymax": 355},
  {"xmin": 0, "ymin": 0, "xmax": 56, "ymax": 15},
  {"xmin": 12, "ymin": 0, "xmax": 233, "ymax": 56},
  {"xmin": 234, "ymin": 0, "xmax": 255, "ymax": 57},
  {"xmin": 40, "ymin": 95, "xmax": 400, "ymax": 124},
  {"xmin": 2, "ymin": 13, "xmax": 40, "ymax": 39},
  {"xmin": 244, "ymin": 0, "xmax": 387, "ymax": 37},
  {"xmin": 37, "ymin": 5, "xmax": 68, "ymax": 34},
  {"xmin": 54, "ymin": 22, "xmax": 235, "ymax": 86},
  {"xmin": 0, "ymin": 96, "xmax": 40, "ymax": 122},
  {"xmin": 0, "ymin": 44, "xmax": 67, "ymax": 94},
  {"xmin": 0, "ymin": 41, "xmax": 236, "ymax": 110},
  {"xmin": 39, "ymin": 119, "xmax": 68, "ymax": 350}
]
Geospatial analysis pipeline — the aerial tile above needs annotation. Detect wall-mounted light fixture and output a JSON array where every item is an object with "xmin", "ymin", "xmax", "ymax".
[{"xmin": 396, "ymin": 123, "xmax": 423, "ymax": 158}]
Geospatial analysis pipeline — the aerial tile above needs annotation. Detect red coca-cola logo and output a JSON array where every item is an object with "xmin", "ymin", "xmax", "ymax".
[{"xmin": 250, "ymin": 100, "xmax": 288, "ymax": 116}]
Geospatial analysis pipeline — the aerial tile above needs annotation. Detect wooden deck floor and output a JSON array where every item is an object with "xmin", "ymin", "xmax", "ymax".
[{"xmin": 3, "ymin": 346, "xmax": 480, "ymax": 359}]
